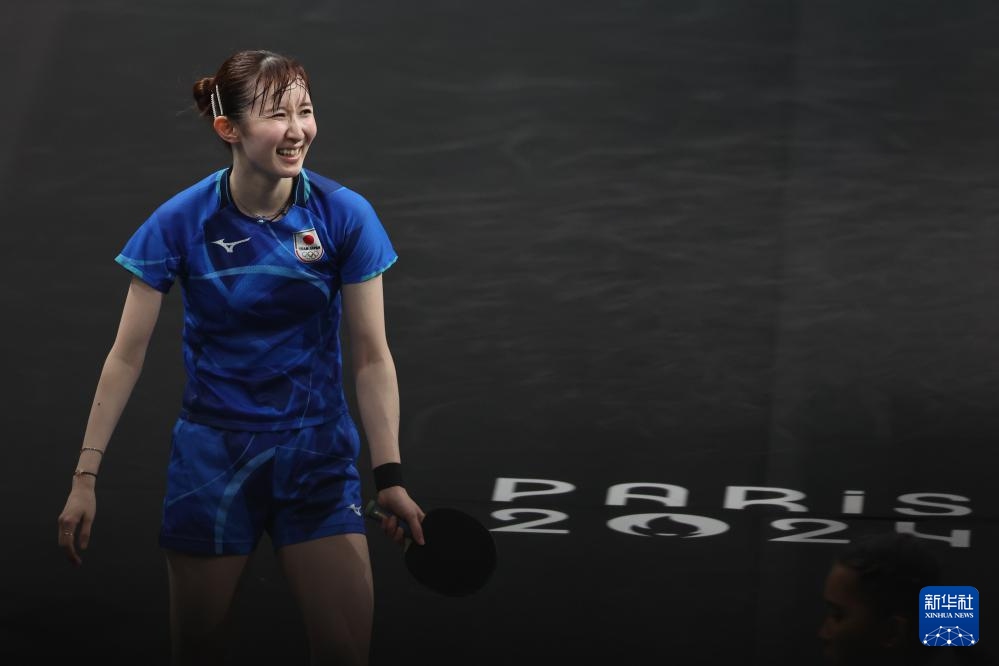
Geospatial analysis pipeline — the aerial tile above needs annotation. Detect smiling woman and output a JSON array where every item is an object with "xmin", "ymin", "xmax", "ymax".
[
  {"xmin": 56, "ymin": 49, "xmax": 424, "ymax": 666},
  {"xmin": 194, "ymin": 51, "xmax": 317, "ymax": 221}
]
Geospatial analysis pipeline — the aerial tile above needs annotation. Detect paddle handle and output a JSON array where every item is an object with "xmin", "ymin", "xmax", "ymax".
[{"xmin": 364, "ymin": 499, "xmax": 414, "ymax": 539}]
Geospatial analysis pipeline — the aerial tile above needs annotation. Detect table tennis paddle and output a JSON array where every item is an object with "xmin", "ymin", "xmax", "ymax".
[{"xmin": 365, "ymin": 500, "xmax": 497, "ymax": 597}]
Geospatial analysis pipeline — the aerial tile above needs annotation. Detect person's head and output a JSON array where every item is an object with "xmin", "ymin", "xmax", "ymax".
[
  {"xmin": 818, "ymin": 533, "xmax": 942, "ymax": 665},
  {"xmin": 192, "ymin": 50, "xmax": 316, "ymax": 180}
]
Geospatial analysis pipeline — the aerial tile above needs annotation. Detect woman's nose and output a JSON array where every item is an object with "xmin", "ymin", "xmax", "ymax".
[{"xmin": 286, "ymin": 116, "xmax": 304, "ymax": 138}]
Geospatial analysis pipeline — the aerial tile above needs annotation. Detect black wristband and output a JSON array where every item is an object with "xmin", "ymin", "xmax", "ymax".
[{"xmin": 373, "ymin": 462, "xmax": 404, "ymax": 491}]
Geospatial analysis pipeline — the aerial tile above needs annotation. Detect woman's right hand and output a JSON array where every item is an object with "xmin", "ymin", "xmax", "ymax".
[{"xmin": 58, "ymin": 480, "xmax": 97, "ymax": 566}]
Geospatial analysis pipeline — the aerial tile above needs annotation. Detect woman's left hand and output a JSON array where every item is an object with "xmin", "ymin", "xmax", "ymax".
[{"xmin": 376, "ymin": 486, "xmax": 425, "ymax": 547}]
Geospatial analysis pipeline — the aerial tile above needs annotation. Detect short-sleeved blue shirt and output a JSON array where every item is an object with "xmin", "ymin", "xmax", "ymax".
[{"xmin": 116, "ymin": 168, "xmax": 397, "ymax": 431}]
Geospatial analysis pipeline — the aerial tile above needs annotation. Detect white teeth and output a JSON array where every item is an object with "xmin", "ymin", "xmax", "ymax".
[{"xmin": 277, "ymin": 148, "xmax": 300, "ymax": 156}]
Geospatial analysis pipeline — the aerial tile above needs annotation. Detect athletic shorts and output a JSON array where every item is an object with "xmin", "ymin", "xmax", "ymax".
[{"xmin": 159, "ymin": 412, "xmax": 366, "ymax": 555}]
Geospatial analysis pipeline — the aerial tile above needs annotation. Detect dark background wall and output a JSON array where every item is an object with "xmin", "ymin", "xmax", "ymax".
[{"xmin": 1, "ymin": 1, "xmax": 996, "ymax": 663}]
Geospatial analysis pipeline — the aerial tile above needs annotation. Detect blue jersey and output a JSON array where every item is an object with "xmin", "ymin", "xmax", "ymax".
[{"xmin": 116, "ymin": 168, "xmax": 397, "ymax": 431}]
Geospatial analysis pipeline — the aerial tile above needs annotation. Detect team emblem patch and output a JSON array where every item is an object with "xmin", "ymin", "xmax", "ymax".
[{"xmin": 294, "ymin": 228, "xmax": 324, "ymax": 263}]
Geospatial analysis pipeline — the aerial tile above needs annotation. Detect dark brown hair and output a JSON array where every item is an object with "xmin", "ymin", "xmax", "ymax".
[
  {"xmin": 192, "ymin": 50, "xmax": 311, "ymax": 124},
  {"xmin": 836, "ymin": 533, "xmax": 942, "ymax": 617}
]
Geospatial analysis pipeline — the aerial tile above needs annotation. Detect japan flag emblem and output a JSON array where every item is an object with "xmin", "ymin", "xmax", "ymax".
[{"xmin": 294, "ymin": 228, "xmax": 324, "ymax": 263}]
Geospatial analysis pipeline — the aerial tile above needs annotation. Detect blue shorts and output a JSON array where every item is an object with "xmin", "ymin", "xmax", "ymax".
[{"xmin": 160, "ymin": 413, "xmax": 366, "ymax": 555}]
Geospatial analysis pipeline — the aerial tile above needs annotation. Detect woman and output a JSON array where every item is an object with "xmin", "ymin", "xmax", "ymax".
[{"xmin": 57, "ymin": 49, "xmax": 424, "ymax": 666}]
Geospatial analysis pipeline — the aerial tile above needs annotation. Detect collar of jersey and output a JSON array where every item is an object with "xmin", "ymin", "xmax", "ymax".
[{"xmin": 214, "ymin": 167, "xmax": 312, "ymax": 213}]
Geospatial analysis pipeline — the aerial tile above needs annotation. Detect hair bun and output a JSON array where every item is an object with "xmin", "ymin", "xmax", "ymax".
[{"xmin": 192, "ymin": 76, "xmax": 215, "ymax": 116}]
